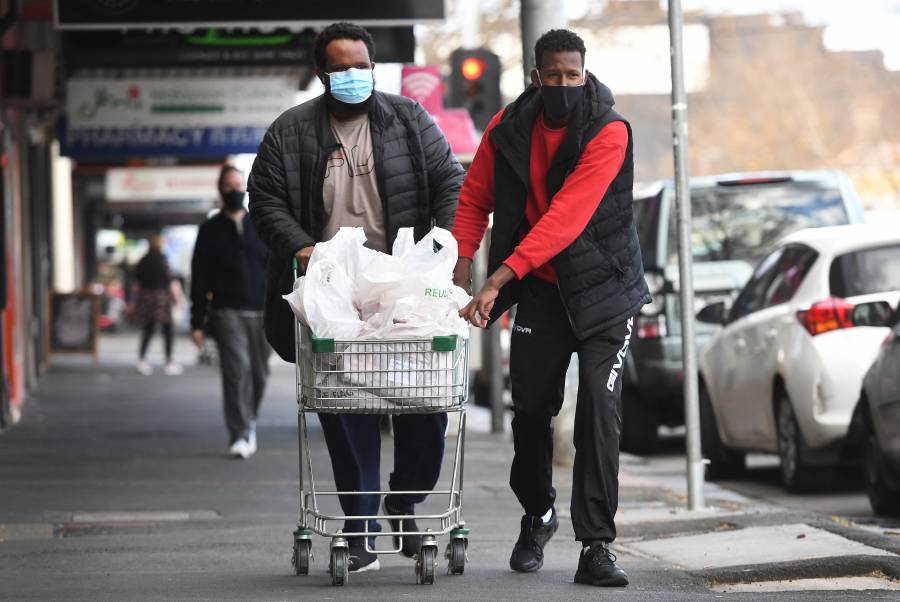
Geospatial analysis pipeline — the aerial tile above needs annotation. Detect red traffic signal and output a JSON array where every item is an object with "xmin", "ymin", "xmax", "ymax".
[
  {"xmin": 448, "ymin": 48, "xmax": 501, "ymax": 131},
  {"xmin": 461, "ymin": 57, "xmax": 485, "ymax": 81}
]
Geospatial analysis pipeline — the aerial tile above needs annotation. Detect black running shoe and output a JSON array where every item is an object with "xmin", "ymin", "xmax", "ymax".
[
  {"xmin": 574, "ymin": 542, "xmax": 628, "ymax": 587},
  {"xmin": 347, "ymin": 545, "xmax": 380, "ymax": 573},
  {"xmin": 384, "ymin": 500, "xmax": 420, "ymax": 558},
  {"xmin": 509, "ymin": 508, "xmax": 559, "ymax": 573}
]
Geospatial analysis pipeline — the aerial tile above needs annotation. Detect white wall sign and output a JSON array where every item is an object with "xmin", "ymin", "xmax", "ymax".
[
  {"xmin": 67, "ymin": 75, "xmax": 297, "ymax": 129},
  {"xmin": 106, "ymin": 166, "xmax": 221, "ymax": 202}
]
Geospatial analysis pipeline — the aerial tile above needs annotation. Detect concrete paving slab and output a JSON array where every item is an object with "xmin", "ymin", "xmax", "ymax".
[
  {"xmin": 69, "ymin": 511, "xmax": 210, "ymax": 523},
  {"xmin": 710, "ymin": 575, "xmax": 900, "ymax": 593},
  {"xmin": 67, "ymin": 510, "xmax": 221, "ymax": 523},
  {"xmin": 0, "ymin": 523, "xmax": 54, "ymax": 541},
  {"xmin": 626, "ymin": 523, "xmax": 895, "ymax": 571},
  {"xmin": 615, "ymin": 506, "xmax": 742, "ymax": 526}
]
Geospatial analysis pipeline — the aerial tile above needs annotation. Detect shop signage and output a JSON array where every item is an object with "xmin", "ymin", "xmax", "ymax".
[
  {"xmin": 399, "ymin": 65, "xmax": 478, "ymax": 157},
  {"xmin": 105, "ymin": 166, "xmax": 221, "ymax": 202},
  {"xmin": 67, "ymin": 75, "xmax": 296, "ymax": 129},
  {"xmin": 60, "ymin": 27, "xmax": 414, "ymax": 70},
  {"xmin": 55, "ymin": 0, "xmax": 444, "ymax": 29},
  {"xmin": 61, "ymin": 75, "xmax": 296, "ymax": 157}
]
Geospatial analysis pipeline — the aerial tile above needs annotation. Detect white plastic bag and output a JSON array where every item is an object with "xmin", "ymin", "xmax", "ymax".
[
  {"xmin": 356, "ymin": 227, "xmax": 469, "ymax": 337},
  {"xmin": 285, "ymin": 258, "xmax": 364, "ymax": 339},
  {"xmin": 283, "ymin": 228, "xmax": 372, "ymax": 339},
  {"xmin": 352, "ymin": 231, "xmax": 410, "ymax": 321},
  {"xmin": 360, "ymin": 286, "xmax": 471, "ymax": 339},
  {"xmin": 284, "ymin": 226, "xmax": 470, "ymax": 340}
]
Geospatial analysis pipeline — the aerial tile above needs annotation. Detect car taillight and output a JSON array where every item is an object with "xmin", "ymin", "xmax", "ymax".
[
  {"xmin": 796, "ymin": 297, "xmax": 854, "ymax": 336},
  {"xmin": 637, "ymin": 315, "xmax": 667, "ymax": 339}
]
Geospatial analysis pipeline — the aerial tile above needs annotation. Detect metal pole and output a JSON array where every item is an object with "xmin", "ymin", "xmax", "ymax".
[
  {"xmin": 487, "ymin": 319, "xmax": 504, "ymax": 434},
  {"xmin": 667, "ymin": 0, "xmax": 705, "ymax": 510},
  {"xmin": 459, "ymin": 0, "xmax": 481, "ymax": 50},
  {"xmin": 478, "ymin": 230, "xmax": 505, "ymax": 434},
  {"xmin": 520, "ymin": 0, "xmax": 567, "ymax": 87}
]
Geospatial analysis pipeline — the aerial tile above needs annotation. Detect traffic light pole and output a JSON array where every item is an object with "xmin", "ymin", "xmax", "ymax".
[
  {"xmin": 667, "ymin": 0, "xmax": 705, "ymax": 511},
  {"xmin": 519, "ymin": 0, "xmax": 566, "ymax": 85}
]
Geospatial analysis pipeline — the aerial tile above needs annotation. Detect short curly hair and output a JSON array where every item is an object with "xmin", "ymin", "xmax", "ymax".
[
  {"xmin": 314, "ymin": 22, "xmax": 376, "ymax": 70},
  {"xmin": 533, "ymin": 29, "xmax": 586, "ymax": 70}
]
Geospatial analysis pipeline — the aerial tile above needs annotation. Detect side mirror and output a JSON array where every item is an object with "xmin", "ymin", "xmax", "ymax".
[
  {"xmin": 696, "ymin": 301, "xmax": 727, "ymax": 325},
  {"xmin": 851, "ymin": 301, "xmax": 894, "ymax": 328}
]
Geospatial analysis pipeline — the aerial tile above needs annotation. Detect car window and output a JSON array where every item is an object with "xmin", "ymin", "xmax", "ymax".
[
  {"xmin": 762, "ymin": 245, "xmax": 818, "ymax": 308},
  {"xmin": 830, "ymin": 244, "xmax": 900, "ymax": 297},
  {"xmin": 633, "ymin": 192, "xmax": 662, "ymax": 268},
  {"xmin": 729, "ymin": 248, "xmax": 784, "ymax": 321},
  {"xmin": 667, "ymin": 182, "xmax": 848, "ymax": 269}
]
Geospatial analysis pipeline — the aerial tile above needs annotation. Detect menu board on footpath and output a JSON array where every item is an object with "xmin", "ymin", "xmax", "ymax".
[{"xmin": 49, "ymin": 293, "xmax": 100, "ymax": 360}]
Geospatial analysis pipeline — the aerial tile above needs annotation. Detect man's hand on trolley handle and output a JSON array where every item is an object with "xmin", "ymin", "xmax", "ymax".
[
  {"xmin": 295, "ymin": 246, "xmax": 315, "ymax": 274},
  {"xmin": 458, "ymin": 264, "xmax": 515, "ymax": 328}
]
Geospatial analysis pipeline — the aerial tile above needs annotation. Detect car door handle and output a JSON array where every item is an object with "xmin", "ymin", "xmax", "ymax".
[
  {"xmin": 765, "ymin": 329, "xmax": 778, "ymax": 340},
  {"xmin": 735, "ymin": 337, "xmax": 746, "ymax": 349}
]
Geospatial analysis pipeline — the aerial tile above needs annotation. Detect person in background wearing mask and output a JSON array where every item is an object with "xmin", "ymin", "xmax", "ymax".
[
  {"xmin": 190, "ymin": 165, "xmax": 271, "ymax": 460},
  {"xmin": 451, "ymin": 29, "xmax": 650, "ymax": 587},
  {"xmin": 133, "ymin": 235, "xmax": 182, "ymax": 376},
  {"xmin": 248, "ymin": 22, "xmax": 463, "ymax": 573}
]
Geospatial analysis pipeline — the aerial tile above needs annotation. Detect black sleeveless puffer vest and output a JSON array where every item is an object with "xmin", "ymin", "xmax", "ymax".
[{"xmin": 487, "ymin": 74, "xmax": 650, "ymax": 338}]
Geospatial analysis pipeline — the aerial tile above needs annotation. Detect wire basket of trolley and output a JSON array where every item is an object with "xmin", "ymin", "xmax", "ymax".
[{"xmin": 286, "ymin": 227, "xmax": 472, "ymax": 586}]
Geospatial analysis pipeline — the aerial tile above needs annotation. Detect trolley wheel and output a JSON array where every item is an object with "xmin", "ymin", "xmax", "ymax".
[
  {"xmin": 330, "ymin": 546, "xmax": 349, "ymax": 586},
  {"xmin": 447, "ymin": 538, "xmax": 466, "ymax": 575},
  {"xmin": 416, "ymin": 545, "xmax": 437, "ymax": 585},
  {"xmin": 292, "ymin": 538, "xmax": 311, "ymax": 575}
]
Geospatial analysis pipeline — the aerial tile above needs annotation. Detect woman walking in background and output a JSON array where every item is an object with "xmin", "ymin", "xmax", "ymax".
[{"xmin": 133, "ymin": 235, "xmax": 183, "ymax": 376}]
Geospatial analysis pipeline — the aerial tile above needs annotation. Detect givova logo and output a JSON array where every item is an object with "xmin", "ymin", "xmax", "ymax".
[{"xmin": 607, "ymin": 317, "xmax": 634, "ymax": 392}]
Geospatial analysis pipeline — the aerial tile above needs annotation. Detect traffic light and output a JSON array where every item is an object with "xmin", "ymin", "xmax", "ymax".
[{"xmin": 447, "ymin": 48, "xmax": 501, "ymax": 131}]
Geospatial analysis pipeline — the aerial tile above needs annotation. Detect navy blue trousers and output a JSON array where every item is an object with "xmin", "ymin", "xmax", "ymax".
[{"xmin": 318, "ymin": 413, "xmax": 448, "ymax": 544}]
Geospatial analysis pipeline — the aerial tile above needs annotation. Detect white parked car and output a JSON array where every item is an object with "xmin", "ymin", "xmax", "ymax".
[{"xmin": 696, "ymin": 225, "xmax": 900, "ymax": 490}]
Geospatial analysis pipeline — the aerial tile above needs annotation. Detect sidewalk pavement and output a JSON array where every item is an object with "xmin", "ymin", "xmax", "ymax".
[{"xmin": 0, "ymin": 332, "xmax": 898, "ymax": 600}]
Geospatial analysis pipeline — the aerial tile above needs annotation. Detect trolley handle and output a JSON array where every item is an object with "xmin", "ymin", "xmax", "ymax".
[{"xmin": 308, "ymin": 334, "xmax": 458, "ymax": 353}]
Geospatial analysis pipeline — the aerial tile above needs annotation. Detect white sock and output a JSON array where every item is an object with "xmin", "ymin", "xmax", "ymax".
[{"xmin": 541, "ymin": 507, "xmax": 553, "ymax": 524}]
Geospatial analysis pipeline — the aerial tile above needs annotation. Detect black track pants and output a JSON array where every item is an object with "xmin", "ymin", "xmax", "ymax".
[{"xmin": 509, "ymin": 276, "xmax": 633, "ymax": 543}]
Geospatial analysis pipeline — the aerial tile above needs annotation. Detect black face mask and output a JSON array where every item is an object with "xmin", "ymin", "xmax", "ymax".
[
  {"xmin": 540, "ymin": 83, "xmax": 584, "ymax": 123},
  {"xmin": 221, "ymin": 189, "xmax": 245, "ymax": 211},
  {"xmin": 323, "ymin": 76, "xmax": 374, "ymax": 116}
]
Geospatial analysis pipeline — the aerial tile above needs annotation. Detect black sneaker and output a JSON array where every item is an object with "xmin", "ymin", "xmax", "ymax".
[
  {"xmin": 347, "ymin": 545, "xmax": 380, "ymax": 573},
  {"xmin": 574, "ymin": 542, "xmax": 628, "ymax": 587},
  {"xmin": 509, "ymin": 508, "xmax": 559, "ymax": 573},
  {"xmin": 384, "ymin": 500, "xmax": 420, "ymax": 558}
]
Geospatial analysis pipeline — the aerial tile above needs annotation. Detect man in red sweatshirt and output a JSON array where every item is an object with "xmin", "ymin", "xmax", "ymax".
[{"xmin": 452, "ymin": 29, "xmax": 650, "ymax": 587}]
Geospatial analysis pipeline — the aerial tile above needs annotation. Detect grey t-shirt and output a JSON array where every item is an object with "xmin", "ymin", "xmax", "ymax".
[{"xmin": 322, "ymin": 113, "xmax": 387, "ymax": 252}]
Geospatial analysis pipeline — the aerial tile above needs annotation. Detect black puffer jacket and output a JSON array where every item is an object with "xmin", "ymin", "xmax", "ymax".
[{"xmin": 248, "ymin": 92, "xmax": 464, "ymax": 361}]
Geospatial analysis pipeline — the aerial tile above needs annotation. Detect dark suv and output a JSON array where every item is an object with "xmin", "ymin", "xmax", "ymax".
[{"xmin": 622, "ymin": 170, "xmax": 865, "ymax": 453}]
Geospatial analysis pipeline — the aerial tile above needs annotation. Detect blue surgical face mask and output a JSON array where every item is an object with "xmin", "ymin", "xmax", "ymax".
[{"xmin": 327, "ymin": 67, "xmax": 374, "ymax": 104}]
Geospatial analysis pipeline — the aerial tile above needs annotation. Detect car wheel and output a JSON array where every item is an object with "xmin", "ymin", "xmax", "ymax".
[
  {"xmin": 700, "ymin": 383, "xmax": 745, "ymax": 480},
  {"xmin": 620, "ymin": 388, "xmax": 658, "ymax": 454},
  {"xmin": 863, "ymin": 418, "xmax": 900, "ymax": 516},
  {"xmin": 776, "ymin": 390, "xmax": 820, "ymax": 492}
]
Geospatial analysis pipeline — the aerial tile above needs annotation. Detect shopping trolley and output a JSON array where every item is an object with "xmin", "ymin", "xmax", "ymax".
[{"xmin": 289, "ymin": 262, "xmax": 470, "ymax": 586}]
